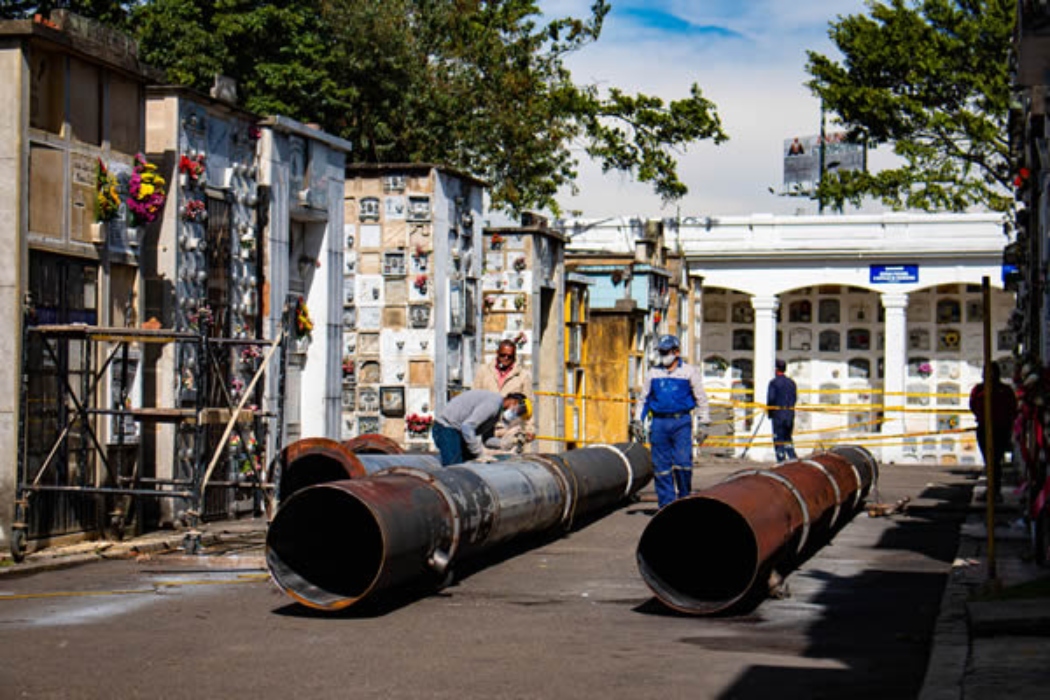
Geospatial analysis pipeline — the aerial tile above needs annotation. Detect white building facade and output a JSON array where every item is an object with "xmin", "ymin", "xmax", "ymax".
[{"xmin": 565, "ymin": 212, "xmax": 1014, "ymax": 465}]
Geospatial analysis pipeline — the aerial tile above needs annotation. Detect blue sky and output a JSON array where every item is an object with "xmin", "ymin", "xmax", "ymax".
[{"xmin": 535, "ymin": 0, "xmax": 880, "ymax": 219}]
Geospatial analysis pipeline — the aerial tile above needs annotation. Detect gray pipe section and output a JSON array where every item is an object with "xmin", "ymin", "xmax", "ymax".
[
  {"xmin": 357, "ymin": 453, "xmax": 444, "ymax": 473},
  {"xmin": 266, "ymin": 443, "xmax": 652, "ymax": 611}
]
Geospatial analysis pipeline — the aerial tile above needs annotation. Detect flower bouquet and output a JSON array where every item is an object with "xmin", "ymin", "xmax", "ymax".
[
  {"xmin": 240, "ymin": 345, "xmax": 262, "ymax": 365},
  {"xmin": 182, "ymin": 198, "xmax": 206, "ymax": 222},
  {"xmin": 127, "ymin": 154, "xmax": 167, "ymax": 226},
  {"xmin": 178, "ymin": 153, "xmax": 207, "ymax": 187},
  {"xmin": 294, "ymin": 296, "xmax": 313, "ymax": 340},
  {"xmin": 406, "ymin": 413, "xmax": 434, "ymax": 436},
  {"xmin": 95, "ymin": 159, "xmax": 120, "ymax": 222},
  {"xmin": 187, "ymin": 304, "xmax": 213, "ymax": 332}
]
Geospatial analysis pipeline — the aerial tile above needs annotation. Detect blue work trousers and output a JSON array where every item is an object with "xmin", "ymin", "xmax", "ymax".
[
  {"xmin": 771, "ymin": 416, "xmax": 797, "ymax": 462},
  {"xmin": 650, "ymin": 414, "xmax": 694, "ymax": 508},
  {"xmin": 432, "ymin": 423, "xmax": 468, "ymax": 466}
]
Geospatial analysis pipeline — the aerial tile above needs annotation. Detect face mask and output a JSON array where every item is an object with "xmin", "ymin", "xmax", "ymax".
[
  {"xmin": 502, "ymin": 408, "xmax": 519, "ymax": 422},
  {"xmin": 660, "ymin": 354, "xmax": 676, "ymax": 367}
]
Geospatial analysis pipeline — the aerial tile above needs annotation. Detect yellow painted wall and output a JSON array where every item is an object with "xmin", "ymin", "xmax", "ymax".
[{"xmin": 582, "ymin": 313, "xmax": 636, "ymax": 444}]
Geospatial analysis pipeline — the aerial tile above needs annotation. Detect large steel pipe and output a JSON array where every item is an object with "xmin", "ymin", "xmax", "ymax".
[
  {"xmin": 275, "ymin": 438, "xmax": 369, "ymax": 500},
  {"xmin": 636, "ymin": 445, "xmax": 877, "ymax": 616},
  {"xmin": 266, "ymin": 475, "xmax": 452, "ymax": 610},
  {"xmin": 277, "ymin": 434, "xmax": 441, "ymax": 500},
  {"xmin": 267, "ymin": 443, "xmax": 652, "ymax": 611},
  {"xmin": 341, "ymin": 434, "xmax": 404, "ymax": 455}
]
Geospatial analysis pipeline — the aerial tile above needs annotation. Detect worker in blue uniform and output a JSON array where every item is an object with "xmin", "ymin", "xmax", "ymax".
[
  {"xmin": 632, "ymin": 334, "xmax": 711, "ymax": 508},
  {"xmin": 767, "ymin": 358, "xmax": 798, "ymax": 462}
]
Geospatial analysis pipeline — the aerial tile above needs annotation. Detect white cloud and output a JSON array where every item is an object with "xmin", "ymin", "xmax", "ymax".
[{"xmin": 538, "ymin": 0, "xmax": 879, "ymax": 218}]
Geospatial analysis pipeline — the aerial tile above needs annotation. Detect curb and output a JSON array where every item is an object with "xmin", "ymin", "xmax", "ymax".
[
  {"xmin": 917, "ymin": 530, "xmax": 983, "ymax": 700},
  {"xmin": 0, "ymin": 522, "xmax": 268, "ymax": 579}
]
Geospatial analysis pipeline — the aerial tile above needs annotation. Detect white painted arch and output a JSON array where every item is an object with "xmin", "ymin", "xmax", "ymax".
[{"xmin": 564, "ymin": 211, "xmax": 1014, "ymax": 464}]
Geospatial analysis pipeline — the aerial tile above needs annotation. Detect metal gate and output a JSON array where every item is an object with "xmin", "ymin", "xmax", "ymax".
[{"xmin": 23, "ymin": 252, "xmax": 101, "ymax": 540}]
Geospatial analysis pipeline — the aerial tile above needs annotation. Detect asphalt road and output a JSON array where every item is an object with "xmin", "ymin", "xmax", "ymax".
[{"xmin": 0, "ymin": 458, "xmax": 974, "ymax": 700}]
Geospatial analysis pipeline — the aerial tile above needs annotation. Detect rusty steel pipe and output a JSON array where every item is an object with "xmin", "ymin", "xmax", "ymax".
[
  {"xmin": 275, "ymin": 438, "xmax": 369, "ymax": 500},
  {"xmin": 341, "ymin": 434, "xmax": 404, "ymax": 455},
  {"xmin": 277, "ymin": 434, "xmax": 435, "ymax": 500},
  {"xmin": 266, "ymin": 475, "xmax": 452, "ymax": 610},
  {"xmin": 636, "ymin": 445, "xmax": 877, "ymax": 616},
  {"xmin": 266, "ymin": 443, "xmax": 652, "ymax": 611}
]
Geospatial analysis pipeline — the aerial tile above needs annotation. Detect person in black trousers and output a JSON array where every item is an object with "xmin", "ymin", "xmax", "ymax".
[{"xmin": 767, "ymin": 358, "xmax": 798, "ymax": 462}]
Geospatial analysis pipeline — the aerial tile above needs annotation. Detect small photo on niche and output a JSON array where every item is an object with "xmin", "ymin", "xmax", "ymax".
[
  {"xmin": 380, "ymin": 386, "xmax": 405, "ymax": 417},
  {"xmin": 358, "ymin": 415, "xmax": 380, "ymax": 435},
  {"xmin": 409, "ymin": 304, "xmax": 431, "ymax": 329}
]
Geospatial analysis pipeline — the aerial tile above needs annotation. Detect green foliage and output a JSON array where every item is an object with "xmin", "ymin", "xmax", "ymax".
[
  {"xmin": 806, "ymin": 0, "xmax": 1015, "ymax": 212},
  {"xmin": 125, "ymin": 0, "xmax": 725, "ymax": 215},
  {"xmin": 0, "ymin": 1, "xmax": 133, "ymax": 24},
  {"xmin": 131, "ymin": 1, "xmax": 351, "ymax": 129}
]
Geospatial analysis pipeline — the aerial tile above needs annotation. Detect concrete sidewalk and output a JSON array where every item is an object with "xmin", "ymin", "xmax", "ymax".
[
  {"xmin": 919, "ymin": 478, "xmax": 1050, "ymax": 700},
  {"xmin": 0, "ymin": 517, "xmax": 268, "ymax": 578}
]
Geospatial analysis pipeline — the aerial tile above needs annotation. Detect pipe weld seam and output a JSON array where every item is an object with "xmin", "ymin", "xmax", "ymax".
[
  {"xmin": 729, "ymin": 469, "xmax": 811, "ymax": 555},
  {"xmin": 378, "ymin": 467, "xmax": 461, "ymax": 570},
  {"xmin": 523, "ymin": 455, "xmax": 575, "ymax": 527},
  {"xmin": 590, "ymin": 444, "xmax": 634, "ymax": 497},
  {"xmin": 844, "ymin": 460, "xmax": 864, "ymax": 511},
  {"xmin": 801, "ymin": 459, "xmax": 843, "ymax": 529}
]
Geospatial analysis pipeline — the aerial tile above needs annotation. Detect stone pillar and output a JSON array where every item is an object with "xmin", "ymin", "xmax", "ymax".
[
  {"xmin": 0, "ymin": 47, "xmax": 26, "ymax": 549},
  {"xmin": 881, "ymin": 293, "xmax": 909, "ymax": 463},
  {"xmin": 750, "ymin": 295, "xmax": 779, "ymax": 460}
]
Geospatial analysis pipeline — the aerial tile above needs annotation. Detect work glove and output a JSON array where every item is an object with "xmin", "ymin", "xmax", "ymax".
[
  {"xmin": 474, "ymin": 447, "xmax": 498, "ymax": 463},
  {"xmin": 629, "ymin": 419, "xmax": 648, "ymax": 443},
  {"xmin": 696, "ymin": 423, "xmax": 711, "ymax": 446}
]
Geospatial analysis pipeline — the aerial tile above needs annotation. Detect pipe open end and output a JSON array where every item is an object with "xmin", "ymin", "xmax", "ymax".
[
  {"xmin": 266, "ymin": 486, "xmax": 383, "ymax": 610},
  {"xmin": 279, "ymin": 452, "xmax": 365, "ymax": 500},
  {"xmin": 636, "ymin": 497, "xmax": 760, "ymax": 615}
]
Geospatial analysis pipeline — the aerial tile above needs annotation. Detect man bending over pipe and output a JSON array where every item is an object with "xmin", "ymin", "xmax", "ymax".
[{"xmin": 432, "ymin": 390, "xmax": 530, "ymax": 466}]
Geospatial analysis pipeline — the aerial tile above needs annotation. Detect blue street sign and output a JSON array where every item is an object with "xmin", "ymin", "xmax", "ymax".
[{"xmin": 870, "ymin": 264, "xmax": 918, "ymax": 284}]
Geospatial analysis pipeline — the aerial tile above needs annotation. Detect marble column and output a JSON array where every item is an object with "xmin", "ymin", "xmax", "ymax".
[
  {"xmin": 881, "ymin": 293, "xmax": 909, "ymax": 463},
  {"xmin": 750, "ymin": 295, "xmax": 779, "ymax": 459}
]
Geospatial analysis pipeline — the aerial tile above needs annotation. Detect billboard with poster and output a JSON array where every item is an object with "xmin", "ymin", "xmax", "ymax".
[{"xmin": 783, "ymin": 133, "xmax": 866, "ymax": 190}]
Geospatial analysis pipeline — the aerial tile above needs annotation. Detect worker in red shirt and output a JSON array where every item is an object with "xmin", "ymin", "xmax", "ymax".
[{"xmin": 968, "ymin": 362, "xmax": 1018, "ymax": 502}]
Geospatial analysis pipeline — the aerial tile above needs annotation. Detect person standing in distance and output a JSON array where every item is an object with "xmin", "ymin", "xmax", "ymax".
[
  {"xmin": 633, "ymin": 334, "xmax": 711, "ymax": 508},
  {"xmin": 767, "ymin": 358, "xmax": 798, "ymax": 462},
  {"xmin": 474, "ymin": 339, "xmax": 536, "ymax": 445},
  {"xmin": 968, "ymin": 362, "xmax": 1017, "ymax": 502}
]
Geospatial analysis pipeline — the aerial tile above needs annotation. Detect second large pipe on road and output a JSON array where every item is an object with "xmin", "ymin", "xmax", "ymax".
[{"xmin": 637, "ymin": 445, "xmax": 878, "ymax": 615}]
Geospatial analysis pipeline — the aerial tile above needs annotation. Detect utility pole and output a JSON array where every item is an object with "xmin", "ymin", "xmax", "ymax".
[{"xmin": 818, "ymin": 98, "xmax": 826, "ymax": 215}]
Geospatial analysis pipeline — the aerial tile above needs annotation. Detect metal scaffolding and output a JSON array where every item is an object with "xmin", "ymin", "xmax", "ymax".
[{"xmin": 12, "ymin": 323, "xmax": 284, "ymax": 561}]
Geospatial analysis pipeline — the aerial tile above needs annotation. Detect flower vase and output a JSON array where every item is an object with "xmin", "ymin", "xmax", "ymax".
[
  {"xmin": 179, "ymin": 172, "xmax": 188, "ymax": 189},
  {"xmin": 89, "ymin": 222, "xmax": 106, "ymax": 244},
  {"xmin": 126, "ymin": 226, "xmax": 140, "ymax": 247}
]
